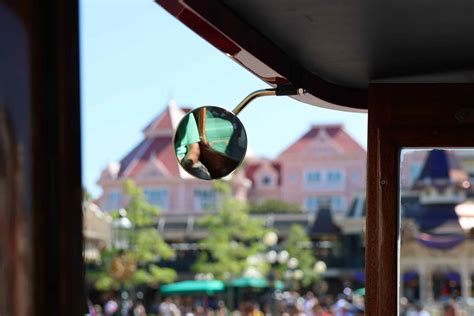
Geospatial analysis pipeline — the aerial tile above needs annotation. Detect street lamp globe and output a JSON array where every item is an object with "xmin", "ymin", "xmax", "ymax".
[
  {"xmin": 263, "ymin": 231, "xmax": 278, "ymax": 247},
  {"xmin": 293, "ymin": 269, "xmax": 304, "ymax": 280},
  {"xmin": 314, "ymin": 260, "xmax": 327, "ymax": 274},
  {"xmin": 287, "ymin": 257, "xmax": 299, "ymax": 269},
  {"xmin": 205, "ymin": 273, "xmax": 214, "ymax": 280},
  {"xmin": 266, "ymin": 250, "xmax": 278, "ymax": 264},
  {"xmin": 111, "ymin": 208, "xmax": 132, "ymax": 251},
  {"xmin": 277, "ymin": 250, "xmax": 290, "ymax": 264}
]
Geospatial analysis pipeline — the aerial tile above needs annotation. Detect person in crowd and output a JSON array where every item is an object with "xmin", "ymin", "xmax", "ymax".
[
  {"xmin": 174, "ymin": 112, "xmax": 211, "ymax": 180},
  {"xmin": 104, "ymin": 297, "xmax": 119, "ymax": 316},
  {"xmin": 332, "ymin": 295, "xmax": 350, "ymax": 316},
  {"xmin": 284, "ymin": 302, "xmax": 305, "ymax": 316},
  {"xmin": 303, "ymin": 291, "xmax": 319, "ymax": 315},
  {"xmin": 128, "ymin": 301, "xmax": 147, "ymax": 316},
  {"xmin": 159, "ymin": 297, "xmax": 181, "ymax": 316},
  {"xmin": 87, "ymin": 299, "xmax": 98, "ymax": 316},
  {"xmin": 93, "ymin": 304, "xmax": 103, "ymax": 316},
  {"xmin": 312, "ymin": 302, "xmax": 332, "ymax": 316},
  {"xmin": 183, "ymin": 306, "xmax": 194, "ymax": 316},
  {"xmin": 407, "ymin": 303, "xmax": 430, "ymax": 316},
  {"xmin": 443, "ymin": 303, "xmax": 456, "ymax": 316},
  {"xmin": 239, "ymin": 301, "xmax": 263, "ymax": 316},
  {"xmin": 215, "ymin": 300, "xmax": 228, "ymax": 316}
]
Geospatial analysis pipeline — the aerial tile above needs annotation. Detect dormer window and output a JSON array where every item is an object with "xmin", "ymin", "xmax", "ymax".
[{"xmin": 261, "ymin": 174, "xmax": 274, "ymax": 187}]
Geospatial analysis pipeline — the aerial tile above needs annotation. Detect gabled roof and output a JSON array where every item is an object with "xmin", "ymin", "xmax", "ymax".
[
  {"xmin": 118, "ymin": 137, "xmax": 178, "ymax": 178},
  {"xmin": 115, "ymin": 101, "xmax": 192, "ymax": 178},
  {"xmin": 414, "ymin": 149, "xmax": 468, "ymax": 190},
  {"xmin": 142, "ymin": 100, "xmax": 191, "ymax": 138},
  {"xmin": 244, "ymin": 159, "xmax": 281, "ymax": 185},
  {"xmin": 278, "ymin": 124, "xmax": 365, "ymax": 158}
]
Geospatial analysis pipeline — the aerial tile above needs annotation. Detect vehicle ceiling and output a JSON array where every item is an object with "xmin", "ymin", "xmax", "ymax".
[
  {"xmin": 223, "ymin": 0, "xmax": 474, "ymax": 88},
  {"xmin": 157, "ymin": 0, "xmax": 474, "ymax": 110}
]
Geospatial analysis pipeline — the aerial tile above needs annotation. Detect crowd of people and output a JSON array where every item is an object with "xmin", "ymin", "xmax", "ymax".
[
  {"xmin": 88, "ymin": 289, "xmax": 473, "ymax": 316},
  {"xmin": 87, "ymin": 289, "xmax": 367, "ymax": 316}
]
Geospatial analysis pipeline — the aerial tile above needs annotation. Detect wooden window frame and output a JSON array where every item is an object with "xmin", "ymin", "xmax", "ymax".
[{"xmin": 366, "ymin": 84, "xmax": 474, "ymax": 315}]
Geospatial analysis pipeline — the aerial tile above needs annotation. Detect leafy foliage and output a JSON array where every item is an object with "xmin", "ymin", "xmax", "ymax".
[
  {"xmin": 250, "ymin": 199, "xmax": 303, "ymax": 214},
  {"xmin": 93, "ymin": 179, "xmax": 177, "ymax": 290},
  {"xmin": 193, "ymin": 181, "xmax": 271, "ymax": 279}
]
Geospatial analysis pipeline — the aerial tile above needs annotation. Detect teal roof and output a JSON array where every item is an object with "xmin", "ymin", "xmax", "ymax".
[
  {"xmin": 160, "ymin": 280, "xmax": 225, "ymax": 295},
  {"xmin": 228, "ymin": 277, "xmax": 284, "ymax": 290}
]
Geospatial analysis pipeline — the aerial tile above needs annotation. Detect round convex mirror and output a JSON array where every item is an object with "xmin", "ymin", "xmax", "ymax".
[{"xmin": 174, "ymin": 106, "xmax": 247, "ymax": 180}]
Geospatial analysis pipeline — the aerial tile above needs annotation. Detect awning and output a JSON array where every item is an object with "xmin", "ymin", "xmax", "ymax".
[
  {"xmin": 228, "ymin": 277, "xmax": 284, "ymax": 290},
  {"xmin": 160, "ymin": 280, "xmax": 225, "ymax": 295}
]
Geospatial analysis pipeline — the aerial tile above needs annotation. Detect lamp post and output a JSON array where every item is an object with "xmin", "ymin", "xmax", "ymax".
[
  {"xmin": 111, "ymin": 208, "xmax": 133, "ymax": 316},
  {"xmin": 281, "ymin": 256, "xmax": 306, "ymax": 291},
  {"xmin": 313, "ymin": 260, "xmax": 327, "ymax": 275},
  {"xmin": 112, "ymin": 209, "xmax": 132, "ymax": 250},
  {"xmin": 313, "ymin": 260, "xmax": 327, "ymax": 295},
  {"xmin": 263, "ymin": 231, "xmax": 285, "ymax": 315},
  {"xmin": 285, "ymin": 257, "xmax": 302, "ymax": 290}
]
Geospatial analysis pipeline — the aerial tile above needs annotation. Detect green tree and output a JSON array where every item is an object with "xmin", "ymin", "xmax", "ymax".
[
  {"xmin": 93, "ymin": 179, "xmax": 177, "ymax": 290},
  {"xmin": 193, "ymin": 181, "xmax": 270, "ymax": 279},
  {"xmin": 281, "ymin": 224, "xmax": 318, "ymax": 287},
  {"xmin": 250, "ymin": 199, "xmax": 303, "ymax": 214}
]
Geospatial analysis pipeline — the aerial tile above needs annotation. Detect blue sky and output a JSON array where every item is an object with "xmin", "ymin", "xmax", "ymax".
[{"xmin": 80, "ymin": 0, "xmax": 368, "ymax": 197}]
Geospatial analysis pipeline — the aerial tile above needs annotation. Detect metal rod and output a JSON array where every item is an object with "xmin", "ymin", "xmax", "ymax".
[
  {"xmin": 232, "ymin": 86, "xmax": 305, "ymax": 116},
  {"xmin": 232, "ymin": 89, "xmax": 277, "ymax": 115}
]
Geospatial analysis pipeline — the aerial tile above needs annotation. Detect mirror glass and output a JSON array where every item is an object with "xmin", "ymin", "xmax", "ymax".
[{"xmin": 174, "ymin": 106, "xmax": 247, "ymax": 180}]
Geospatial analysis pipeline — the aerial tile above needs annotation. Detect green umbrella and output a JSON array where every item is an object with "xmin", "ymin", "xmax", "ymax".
[
  {"xmin": 229, "ymin": 277, "xmax": 284, "ymax": 290},
  {"xmin": 160, "ymin": 280, "xmax": 225, "ymax": 295}
]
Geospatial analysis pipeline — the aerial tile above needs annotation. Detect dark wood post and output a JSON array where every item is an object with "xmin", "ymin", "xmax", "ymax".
[{"xmin": 0, "ymin": 1, "xmax": 84, "ymax": 315}]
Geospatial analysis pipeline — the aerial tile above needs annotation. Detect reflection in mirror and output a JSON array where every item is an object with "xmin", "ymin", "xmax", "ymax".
[
  {"xmin": 174, "ymin": 106, "xmax": 247, "ymax": 180},
  {"xmin": 399, "ymin": 149, "xmax": 474, "ymax": 315}
]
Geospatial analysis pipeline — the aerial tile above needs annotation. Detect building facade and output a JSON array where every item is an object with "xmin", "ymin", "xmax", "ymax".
[{"xmin": 246, "ymin": 125, "xmax": 367, "ymax": 216}]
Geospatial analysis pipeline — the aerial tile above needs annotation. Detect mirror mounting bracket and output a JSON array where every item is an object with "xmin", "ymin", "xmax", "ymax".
[{"xmin": 232, "ymin": 85, "xmax": 305, "ymax": 116}]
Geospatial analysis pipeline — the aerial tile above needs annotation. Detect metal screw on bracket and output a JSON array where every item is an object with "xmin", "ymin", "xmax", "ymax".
[{"xmin": 380, "ymin": 180, "xmax": 386, "ymax": 185}]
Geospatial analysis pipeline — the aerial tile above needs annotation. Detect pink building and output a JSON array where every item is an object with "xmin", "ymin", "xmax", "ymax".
[{"xmin": 246, "ymin": 125, "xmax": 367, "ymax": 216}]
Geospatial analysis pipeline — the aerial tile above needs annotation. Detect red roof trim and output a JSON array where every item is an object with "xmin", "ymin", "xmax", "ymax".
[{"xmin": 278, "ymin": 125, "xmax": 365, "ymax": 157}]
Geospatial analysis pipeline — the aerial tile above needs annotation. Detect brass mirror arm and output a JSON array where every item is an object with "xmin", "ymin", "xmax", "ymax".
[
  {"xmin": 232, "ymin": 86, "xmax": 305, "ymax": 115},
  {"xmin": 232, "ymin": 89, "xmax": 277, "ymax": 116}
]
